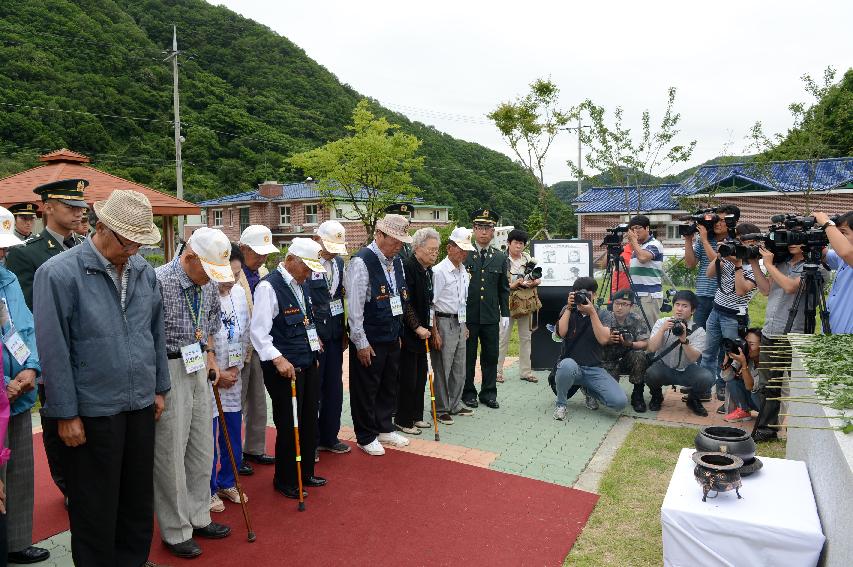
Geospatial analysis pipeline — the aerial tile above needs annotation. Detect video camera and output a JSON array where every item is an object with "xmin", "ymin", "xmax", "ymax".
[
  {"xmin": 660, "ymin": 288, "xmax": 677, "ymax": 313},
  {"xmin": 676, "ymin": 207, "xmax": 738, "ymax": 238},
  {"xmin": 521, "ymin": 260, "xmax": 543, "ymax": 281},
  {"xmin": 717, "ymin": 240, "xmax": 761, "ymax": 261},
  {"xmin": 737, "ymin": 213, "xmax": 836, "ymax": 264},
  {"xmin": 602, "ymin": 223, "xmax": 629, "ymax": 248}
]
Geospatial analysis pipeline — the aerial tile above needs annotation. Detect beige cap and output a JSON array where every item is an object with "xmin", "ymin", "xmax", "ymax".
[
  {"xmin": 288, "ymin": 237, "xmax": 326, "ymax": 273},
  {"xmin": 93, "ymin": 190, "xmax": 161, "ymax": 245},
  {"xmin": 188, "ymin": 227, "xmax": 234, "ymax": 283},
  {"xmin": 0, "ymin": 207, "xmax": 25, "ymax": 249},
  {"xmin": 239, "ymin": 225, "xmax": 279, "ymax": 255},
  {"xmin": 315, "ymin": 220, "xmax": 347, "ymax": 255},
  {"xmin": 376, "ymin": 214, "xmax": 413, "ymax": 244},
  {"xmin": 449, "ymin": 227, "xmax": 475, "ymax": 251}
]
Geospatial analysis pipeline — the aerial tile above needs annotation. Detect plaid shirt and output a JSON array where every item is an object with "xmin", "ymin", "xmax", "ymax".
[{"xmin": 155, "ymin": 258, "xmax": 222, "ymax": 353}]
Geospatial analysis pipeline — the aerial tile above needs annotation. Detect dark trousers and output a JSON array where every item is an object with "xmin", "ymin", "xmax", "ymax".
[
  {"xmin": 754, "ymin": 334, "xmax": 789, "ymax": 436},
  {"xmin": 396, "ymin": 350, "xmax": 428, "ymax": 428},
  {"xmin": 317, "ymin": 337, "xmax": 345, "ymax": 448},
  {"xmin": 694, "ymin": 295, "xmax": 714, "ymax": 329},
  {"xmin": 0, "ymin": 505, "xmax": 6, "ymax": 567},
  {"xmin": 37, "ymin": 385, "xmax": 66, "ymax": 496},
  {"xmin": 60, "ymin": 407, "xmax": 155, "ymax": 567},
  {"xmin": 349, "ymin": 340, "xmax": 399, "ymax": 446},
  {"xmin": 645, "ymin": 361, "xmax": 715, "ymax": 393},
  {"xmin": 463, "ymin": 322, "xmax": 499, "ymax": 404},
  {"xmin": 262, "ymin": 363, "xmax": 319, "ymax": 489}
]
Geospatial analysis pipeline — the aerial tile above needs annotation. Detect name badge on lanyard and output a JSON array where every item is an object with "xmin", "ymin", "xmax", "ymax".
[
  {"xmin": 390, "ymin": 294, "xmax": 403, "ymax": 316},
  {"xmin": 305, "ymin": 318, "xmax": 321, "ymax": 352},
  {"xmin": 227, "ymin": 342, "xmax": 243, "ymax": 367},
  {"xmin": 457, "ymin": 306, "xmax": 467, "ymax": 323},
  {"xmin": 3, "ymin": 326, "xmax": 31, "ymax": 367},
  {"xmin": 330, "ymin": 299, "xmax": 344, "ymax": 316},
  {"xmin": 181, "ymin": 342, "xmax": 205, "ymax": 374}
]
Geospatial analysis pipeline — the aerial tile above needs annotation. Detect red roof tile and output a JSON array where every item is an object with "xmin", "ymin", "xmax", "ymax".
[{"xmin": 0, "ymin": 150, "xmax": 199, "ymax": 216}]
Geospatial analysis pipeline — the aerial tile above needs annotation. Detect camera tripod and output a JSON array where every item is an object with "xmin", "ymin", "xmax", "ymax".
[
  {"xmin": 784, "ymin": 249, "xmax": 831, "ymax": 335},
  {"xmin": 597, "ymin": 244, "xmax": 653, "ymax": 331}
]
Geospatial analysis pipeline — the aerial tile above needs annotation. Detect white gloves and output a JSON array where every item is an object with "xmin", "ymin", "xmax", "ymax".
[{"xmin": 501, "ymin": 316, "xmax": 510, "ymax": 329}]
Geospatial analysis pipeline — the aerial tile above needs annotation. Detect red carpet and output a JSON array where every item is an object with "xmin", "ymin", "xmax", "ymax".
[{"xmin": 34, "ymin": 428, "xmax": 598, "ymax": 566}]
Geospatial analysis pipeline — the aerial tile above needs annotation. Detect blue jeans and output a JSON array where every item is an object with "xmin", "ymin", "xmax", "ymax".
[
  {"xmin": 645, "ymin": 361, "xmax": 715, "ymax": 392},
  {"xmin": 211, "ymin": 411, "xmax": 243, "ymax": 493},
  {"xmin": 694, "ymin": 295, "xmax": 714, "ymax": 329},
  {"xmin": 727, "ymin": 379, "xmax": 760, "ymax": 412},
  {"xmin": 555, "ymin": 358, "xmax": 628, "ymax": 410},
  {"xmin": 701, "ymin": 308, "xmax": 741, "ymax": 396}
]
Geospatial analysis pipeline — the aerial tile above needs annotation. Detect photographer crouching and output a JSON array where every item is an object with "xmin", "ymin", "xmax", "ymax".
[
  {"xmin": 720, "ymin": 329, "xmax": 762, "ymax": 422},
  {"xmin": 552, "ymin": 278, "xmax": 628, "ymax": 421},
  {"xmin": 598, "ymin": 290, "xmax": 650, "ymax": 412},
  {"xmin": 644, "ymin": 291, "xmax": 714, "ymax": 416}
]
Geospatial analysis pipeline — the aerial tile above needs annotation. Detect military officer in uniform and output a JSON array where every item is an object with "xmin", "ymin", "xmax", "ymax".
[
  {"xmin": 9, "ymin": 203, "xmax": 39, "ymax": 242},
  {"xmin": 6, "ymin": 179, "xmax": 87, "ymax": 309},
  {"xmin": 5, "ymin": 179, "xmax": 88, "ymax": 510},
  {"xmin": 462, "ymin": 208, "xmax": 510, "ymax": 409}
]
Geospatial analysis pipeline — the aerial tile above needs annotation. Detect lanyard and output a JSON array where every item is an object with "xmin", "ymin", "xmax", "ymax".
[
  {"xmin": 221, "ymin": 294, "xmax": 242, "ymax": 342},
  {"xmin": 325, "ymin": 258, "xmax": 338, "ymax": 294},
  {"xmin": 183, "ymin": 286, "xmax": 205, "ymax": 342},
  {"xmin": 279, "ymin": 265, "xmax": 308, "ymax": 315}
]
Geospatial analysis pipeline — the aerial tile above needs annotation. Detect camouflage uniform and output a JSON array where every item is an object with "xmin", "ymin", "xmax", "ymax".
[{"xmin": 599, "ymin": 309, "xmax": 649, "ymax": 384}]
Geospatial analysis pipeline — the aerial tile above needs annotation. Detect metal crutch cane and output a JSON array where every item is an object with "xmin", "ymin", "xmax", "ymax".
[
  {"xmin": 208, "ymin": 370, "xmax": 256, "ymax": 542},
  {"xmin": 424, "ymin": 339, "xmax": 440, "ymax": 442},
  {"xmin": 289, "ymin": 370, "xmax": 306, "ymax": 511}
]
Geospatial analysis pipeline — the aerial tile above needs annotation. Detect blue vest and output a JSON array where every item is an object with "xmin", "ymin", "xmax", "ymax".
[
  {"xmin": 354, "ymin": 247, "xmax": 408, "ymax": 344},
  {"xmin": 264, "ymin": 269, "xmax": 316, "ymax": 369},
  {"xmin": 307, "ymin": 256, "xmax": 345, "ymax": 341}
]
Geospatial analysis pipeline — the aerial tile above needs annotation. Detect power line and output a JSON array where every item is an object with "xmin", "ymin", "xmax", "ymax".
[{"xmin": 0, "ymin": 101, "xmax": 170, "ymax": 124}]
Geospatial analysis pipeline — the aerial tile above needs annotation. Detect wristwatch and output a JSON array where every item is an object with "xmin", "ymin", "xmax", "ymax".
[
  {"xmin": 821, "ymin": 220, "xmax": 836, "ymax": 230},
  {"xmin": 734, "ymin": 266, "xmax": 743, "ymax": 271}
]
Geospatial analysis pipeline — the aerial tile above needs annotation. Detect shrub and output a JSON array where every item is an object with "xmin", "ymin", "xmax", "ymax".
[{"xmin": 664, "ymin": 256, "xmax": 696, "ymax": 288}]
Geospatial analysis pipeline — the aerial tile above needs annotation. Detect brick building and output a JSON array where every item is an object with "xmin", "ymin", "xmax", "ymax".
[
  {"xmin": 193, "ymin": 180, "xmax": 452, "ymax": 251},
  {"xmin": 575, "ymin": 157, "xmax": 853, "ymax": 252}
]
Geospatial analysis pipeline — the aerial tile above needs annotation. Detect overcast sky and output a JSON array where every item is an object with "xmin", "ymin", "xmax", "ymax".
[{"xmin": 215, "ymin": 0, "xmax": 851, "ymax": 183}]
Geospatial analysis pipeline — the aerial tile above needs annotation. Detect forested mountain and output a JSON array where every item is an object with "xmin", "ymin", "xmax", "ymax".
[{"xmin": 0, "ymin": 0, "xmax": 574, "ymax": 232}]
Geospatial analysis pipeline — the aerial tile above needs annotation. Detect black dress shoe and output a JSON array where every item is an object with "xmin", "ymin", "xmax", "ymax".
[
  {"xmin": 163, "ymin": 539, "xmax": 202, "ymax": 559},
  {"xmin": 463, "ymin": 398, "xmax": 479, "ymax": 408},
  {"xmin": 193, "ymin": 522, "xmax": 231, "ymax": 539},
  {"xmin": 274, "ymin": 483, "xmax": 308, "ymax": 499},
  {"xmin": 238, "ymin": 462, "xmax": 254, "ymax": 476},
  {"xmin": 303, "ymin": 476, "xmax": 327, "ymax": 487},
  {"xmin": 480, "ymin": 399, "xmax": 499, "ymax": 409},
  {"xmin": 243, "ymin": 452, "xmax": 275, "ymax": 465},
  {"xmin": 648, "ymin": 396, "xmax": 664, "ymax": 412},
  {"xmin": 7, "ymin": 546, "xmax": 50, "ymax": 564},
  {"xmin": 686, "ymin": 396, "xmax": 709, "ymax": 417}
]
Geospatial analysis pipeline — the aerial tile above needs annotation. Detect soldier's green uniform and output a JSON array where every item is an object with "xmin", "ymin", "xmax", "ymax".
[
  {"xmin": 9, "ymin": 202, "xmax": 39, "ymax": 242},
  {"xmin": 5, "ymin": 179, "xmax": 88, "ymax": 310},
  {"xmin": 463, "ymin": 208, "xmax": 510, "ymax": 408}
]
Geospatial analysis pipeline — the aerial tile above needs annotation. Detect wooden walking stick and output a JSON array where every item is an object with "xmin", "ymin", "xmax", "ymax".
[
  {"xmin": 290, "ymin": 372, "xmax": 306, "ymax": 511},
  {"xmin": 424, "ymin": 339, "xmax": 440, "ymax": 442},
  {"xmin": 208, "ymin": 370, "xmax": 256, "ymax": 542}
]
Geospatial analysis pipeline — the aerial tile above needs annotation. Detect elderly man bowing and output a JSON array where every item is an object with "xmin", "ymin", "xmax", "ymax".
[
  {"xmin": 251, "ymin": 238, "xmax": 327, "ymax": 499},
  {"xmin": 34, "ymin": 190, "xmax": 169, "ymax": 567},
  {"xmin": 154, "ymin": 227, "xmax": 233, "ymax": 559}
]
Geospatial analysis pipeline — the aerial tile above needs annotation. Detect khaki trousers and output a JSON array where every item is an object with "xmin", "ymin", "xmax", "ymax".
[{"xmin": 497, "ymin": 313, "xmax": 533, "ymax": 379}]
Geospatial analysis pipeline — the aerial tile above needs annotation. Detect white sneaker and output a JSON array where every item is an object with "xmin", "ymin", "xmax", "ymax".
[
  {"xmin": 218, "ymin": 486, "xmax": 248, "ymax": 504},
  {"xmin": 553, "ymin": 406, "xmax": 567, "ymax": 421},
  {"xmin": 358, "ymin": 438, "xmax": 386, "ymax": 456},
  {"xmin": 378, "ymin": 431, "xmax": 411, "ymax": 447},
  {"xmin": 414, "ymin": 420, "xmax": 432, "ymax": 429},
  {"xmin": 209, "ymin": 494, "xmax": 225, "ymax": 513}
]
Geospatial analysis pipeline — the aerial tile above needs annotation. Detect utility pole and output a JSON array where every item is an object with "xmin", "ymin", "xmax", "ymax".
[
  {"xmin": 167, "ymin": 25, "xmax": 185, "ymax": 240},
  {"xmin": 563, "ymin": 115, "xmax": 589, "ymax": 238}
]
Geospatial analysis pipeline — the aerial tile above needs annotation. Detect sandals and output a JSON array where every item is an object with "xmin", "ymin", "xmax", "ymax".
[{"xmin": 521, "ymin": 374, "xmax": 538, "ymax": 383}]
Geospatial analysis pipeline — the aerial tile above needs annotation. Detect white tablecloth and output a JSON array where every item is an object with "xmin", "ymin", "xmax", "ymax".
[{"xmin": 661, "ymin": 448, "xmax": 825, "ymax": 567}]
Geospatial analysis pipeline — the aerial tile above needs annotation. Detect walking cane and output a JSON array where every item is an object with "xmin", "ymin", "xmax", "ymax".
[
  {"xmin": 208, "ymin": 370, "xmax": 256, "ymax": 542},
  {"xmin": 424, "ymin": 339, "xmax": 440, "ymax": 442},
  {"xmin": 289, "ymin": 371, "xmax": 306, "ymax": 511}
]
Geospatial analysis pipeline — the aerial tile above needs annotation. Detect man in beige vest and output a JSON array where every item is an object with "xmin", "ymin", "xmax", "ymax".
[{"xmin": 236, "ymin": 225, "xmax": 276, "ymax": 474}]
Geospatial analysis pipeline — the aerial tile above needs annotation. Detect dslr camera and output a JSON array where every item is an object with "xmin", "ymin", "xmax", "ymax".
[
  {"xmin": 721, "ymin": 337, "xmax": 748, "ymax": 356},
  {"xmin": 521, "ymin": 260, "xmax": 543, "ymax": 281},
  {"xmin": 571, "ymin": 289, "xmax": 592, "ymax": 310},
  {"xmin": 613, "ymin": 327, "xmax": 634, "ymax": 343},
  {"xmin": 602, "ymin": 223, "xmax": 629, "ymax": 248},
  {"xmin": 670, "ymin": 318, "xmax": 688, "ymax": 337}
]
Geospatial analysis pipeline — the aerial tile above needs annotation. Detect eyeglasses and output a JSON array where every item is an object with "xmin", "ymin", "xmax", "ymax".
[
  {"xmin": 110, "ymin": 229, "xmax": 142, "ymax": 253},
  {"xmin": 612, "ymin": 301, "xmax": 633, "ymax": 308}
]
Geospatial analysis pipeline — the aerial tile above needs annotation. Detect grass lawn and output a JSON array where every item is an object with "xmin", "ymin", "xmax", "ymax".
[{"xmin": 564, "ymin": 422, "xmax": 786, "ymax": 566}]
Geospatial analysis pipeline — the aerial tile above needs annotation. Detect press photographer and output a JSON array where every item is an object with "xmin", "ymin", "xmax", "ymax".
[
  {"xmin": 498, "ymin": 229, "xmax": 541, "ymax": 384},
  {"xmin": 644, "ymin": 291, "xmax": 714, "ymax": 416},
  {"xmin": 551, "ymin": 278, "xmax": 628, "ymax": 421},
  {"xmin": 699, "ymin": 222, "xmax": 760, "ymax": 403},
  {"xmin": 598, "ymin": 290, "xmax": 650, "ymax": 413},
  {"xmin": 682, "ymin": 205, "xmax": 741, "ymax": 327},
  {"xmin": 625, "ymin": 215, "xmax": 665, "ymax": 323},
  {"xmin": 720, "ymin": 330, "xmax": 762, "ymax": 423},
  {"xmin": 815, "ymin": 211, "xmax": 853, "ymax": 333}
]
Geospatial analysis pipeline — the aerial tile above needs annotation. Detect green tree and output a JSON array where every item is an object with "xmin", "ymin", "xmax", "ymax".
[
  {"xmin": 489, "ymin": 78, "xmax": 571, "ymax": 232},
  {"xmin": 289, "ymin": 99, "xmax": 424, "ymax": 235}
]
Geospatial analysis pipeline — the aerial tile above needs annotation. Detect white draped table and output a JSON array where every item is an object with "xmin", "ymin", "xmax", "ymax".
[{"xmin": 661, "ymin": 448, "xmax": 825, "ymax": 567}]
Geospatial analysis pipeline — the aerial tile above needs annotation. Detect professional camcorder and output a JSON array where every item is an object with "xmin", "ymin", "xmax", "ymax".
[
  {"xmin": 670, "ymin": 318, "xmax": 687, "ymax": 337},
  {"xmin": 660, "ymin": 288, "xmax": 677, "ymax": 313},
  {"xmin": 717, "ymin": 240, "xmax": 761, "ymax": 261},
  {"xmin": 676, "ymin": 207, "xmax": 738, "ymax": 237},
  {"xmin": 602, "ymin": 224, "xmax": 629, "ymax": 248},
  {"xmin": 737, "ymin": 213, "xmax": 837, "ymax": 263},
  {"xmin": 521, "ymin": 260, "xmax": 543, "ymax": 281}
]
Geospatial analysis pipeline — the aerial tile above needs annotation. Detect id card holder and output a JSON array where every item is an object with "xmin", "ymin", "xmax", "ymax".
[
  {"xmin": 180, "ymin": 342, "xmax": 205, "ymax": 374},
  {"xmin": 457, "ymin": 306, "xmax": 467, "ymax": 324},
  {"xmin": 306, "ymin": 324, "xmax": 321, "ymax": 352},
  {"xmin": 390, "ymin": 294, "xmax": 403, "ymax": 316},
  {"xmin": 330, "ymin": 299, "xmax": 344, "ymax": 316},
  {"xmin": 227, "ymin": 342, "xmax": 243, "ymax": 367},
  {"xmin": 3, "ymin": 327, "xmax": 31, "ymax": 366},
  {"xmin": 429, "ymin": 309, "xmax": 435, "ymax": 327}
]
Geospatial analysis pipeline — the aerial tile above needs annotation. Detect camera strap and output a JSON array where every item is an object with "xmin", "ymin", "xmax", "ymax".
[{"xmin": 646, "ymin": 325, "xmax": 695, "ymax": 366}]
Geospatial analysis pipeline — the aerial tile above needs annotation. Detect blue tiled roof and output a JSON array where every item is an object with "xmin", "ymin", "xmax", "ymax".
[
  {"xmin": 674, "ymin": 157, "xmax": 853, "ymax": 196},
  {"xmin": 197, "ymin": 181, "xmax": 426, "ymax": 207},
  {"xmin": 573, "ymin": 184, "xmax": 680, "ymax": 213}
]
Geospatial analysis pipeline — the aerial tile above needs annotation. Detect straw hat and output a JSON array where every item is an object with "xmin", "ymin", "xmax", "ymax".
[
  {"xmin": 0, "ymin": 207, "xmax": 25, "ymax": 249},
  {"xmin": 376, "ymin": 214, "xmax": 413, "ymax": 243},
  {"xmin": 93, "ymin": 190, "xmax": 161, "ymax": 246}
]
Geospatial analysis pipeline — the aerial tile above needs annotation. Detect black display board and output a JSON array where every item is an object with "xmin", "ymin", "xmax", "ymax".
[{"xmin": 529, "ymin": 239, "xmax": 594, "ymax": 370}]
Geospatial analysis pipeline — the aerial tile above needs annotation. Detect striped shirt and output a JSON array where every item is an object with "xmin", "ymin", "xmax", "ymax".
[
  {"xmin": 629, "ymin": 237, "xmax": 664, "ymax": 297},
  {"xmin": 713, "ymin": 259, "xmax": 757, "ymax": 315},
  {"xmin": 693, "ymin": 238, "xmax": 718, "ymax": 298}
]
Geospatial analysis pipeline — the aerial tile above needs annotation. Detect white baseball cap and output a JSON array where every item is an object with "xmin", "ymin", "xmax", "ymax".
[
  {"xmin": 239, "ymin": 225, "xmax": 279, "ymax": 255},
  {"xmin": 288, "ymin": 237, "xmax": 326, "ymax": 273},
  {"xmin": 449, "ymin": 227, "xmax": 475, "ymax": 251},
  {"xmin": 0, "ymin": 207, "xmax": 25, "ymax": 249},
  {"xmin": 188, "ymin": 227, "xmax": 234, "ymax": 283},
  {"xmin": 315, "ymin": 220, "xmax": 347, "ymax": 255}
]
